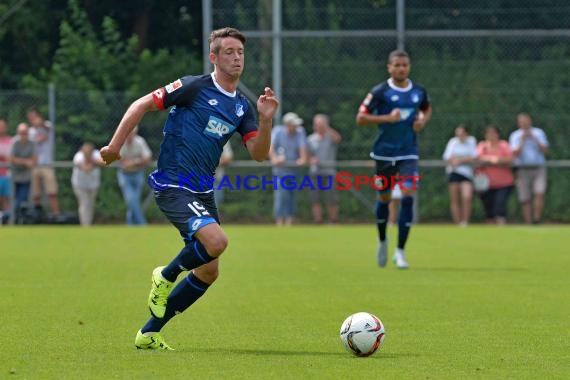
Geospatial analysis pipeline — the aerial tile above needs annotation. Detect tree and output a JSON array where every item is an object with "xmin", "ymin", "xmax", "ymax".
[
  {"xmin": 0, "ymin": 0, "xmax": 68, "ymax": 88},
  {"xmin": 19, "ymin": 0, "xmax": 202, "ymax": 220}
]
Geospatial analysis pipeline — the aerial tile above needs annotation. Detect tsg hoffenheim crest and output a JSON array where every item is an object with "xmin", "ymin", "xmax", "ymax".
[{"xmin": 235, "ymin": 104, "xmax": 244, "ymax": 117}]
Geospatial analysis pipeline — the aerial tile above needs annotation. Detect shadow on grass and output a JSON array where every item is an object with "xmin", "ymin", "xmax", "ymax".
[{"xmin": 188, "ymin": 347, "xmax": 418, "ymax": 359}]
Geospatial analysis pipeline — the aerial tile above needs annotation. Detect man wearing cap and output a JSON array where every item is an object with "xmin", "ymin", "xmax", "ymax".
[{"xmin": 269, "ymin": 112, "xmax": 308, "ymax": 225}]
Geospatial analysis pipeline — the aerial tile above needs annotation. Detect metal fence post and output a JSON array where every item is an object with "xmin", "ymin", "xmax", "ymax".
[
  {"xmin": 48, "ymin": 83, "xmax": 56, "ymax": 159},
  {"xmin": 396, "ymin": 0, "xmax": 406, "ymax": 51},
  {"xmin": 272, "ymin": 0, "xmax": 282, "ymax": 123},
  {"xmin": 202, "ymin": 0, "xmax": 213, "ymax": 75}
]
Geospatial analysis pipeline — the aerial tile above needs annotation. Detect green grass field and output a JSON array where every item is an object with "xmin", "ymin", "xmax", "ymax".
[{"xmin": 2, "ymin": 225, "xmax": 569, "ymax": 379}]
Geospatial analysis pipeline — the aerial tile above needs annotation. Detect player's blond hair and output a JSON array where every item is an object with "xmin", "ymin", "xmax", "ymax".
[{"xmin": 209, "ymin": 27, "xmax": 246, "ymax": 54}]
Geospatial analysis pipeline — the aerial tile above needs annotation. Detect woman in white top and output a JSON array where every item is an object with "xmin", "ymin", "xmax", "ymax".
[
  {"xmin": 72, "ymin": 142, "xmax": 103, "ymax": 226},
  {"xmin": 442, "ymin": 125, "xmax": 477, "ymax": 226}
]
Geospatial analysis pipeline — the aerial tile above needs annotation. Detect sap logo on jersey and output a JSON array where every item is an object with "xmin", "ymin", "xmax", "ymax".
[{"xmin": 204, "ymin": 116, "xmax": 236, "ymax": 138}]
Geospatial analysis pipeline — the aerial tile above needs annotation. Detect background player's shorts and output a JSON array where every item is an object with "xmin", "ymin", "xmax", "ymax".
[
  {"xmin": 154, "ymin": 187, "xmax": 219, "ymax": 241},
  {"xmin": 374, "ymin": 159, "xmax": 420, "ymax": 196},
  {"xmin": 31, "ymin": 167, "xmax": 58, "ymax": 197}
]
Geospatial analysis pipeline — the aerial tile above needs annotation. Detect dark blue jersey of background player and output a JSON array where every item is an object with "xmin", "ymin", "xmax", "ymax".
[
  {"xmin": 149, "ymin": 73, "xmax": 258, "ymax": 192},
  {"xmin": 359, "ymin": 79, "xmax": 430, "ymax": 160}
]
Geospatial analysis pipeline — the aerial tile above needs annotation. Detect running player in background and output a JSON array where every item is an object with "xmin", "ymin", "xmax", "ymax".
[
  {"xmin": 100, "ymin": 27, "xmax": 279, "ymax": 349},
  {"xmin": 356, "ymin": 50, "xmax": 432, "ymax": 269}
]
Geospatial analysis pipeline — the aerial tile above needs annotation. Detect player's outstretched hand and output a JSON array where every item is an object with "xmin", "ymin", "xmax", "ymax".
[
  {"xmin": 99, "ymin": 145, "xmax": 121, "ymax": 166},
  {"xmin": 257, "ymin": 87, "xmax": 279, "ymax": 120}
]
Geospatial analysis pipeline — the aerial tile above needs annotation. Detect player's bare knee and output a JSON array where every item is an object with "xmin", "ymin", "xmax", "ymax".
[
  {"xmin": 205, "ymin": 234, "xmax": 229, "ymax": 257},
  {"xmin": 378, "ymin": 194, "xmax": 392, "ymax": 203}
]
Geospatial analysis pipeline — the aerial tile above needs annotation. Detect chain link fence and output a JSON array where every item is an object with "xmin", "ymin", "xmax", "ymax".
[{"xmin": 1, "ymin": 0, "xmax": 569, "ymax": 223}]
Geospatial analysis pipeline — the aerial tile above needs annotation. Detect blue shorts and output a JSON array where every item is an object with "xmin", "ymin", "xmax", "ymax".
[
  {"xmin": 0, "ymin": 176, "xmax": 10, "ymax": 197},
  {"xmin": 154, "ymin": 187, "xmax": 219, "ymax": 242},
  {"xmin": 374, "ymin": 159, "xmax": 420, "ymax": 195}
]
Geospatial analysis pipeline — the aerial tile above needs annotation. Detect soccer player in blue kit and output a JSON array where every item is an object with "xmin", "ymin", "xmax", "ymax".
[
  {"xmin": 356, "ymin": 50, "xmax": 432, "ymax": 269},
  {"xmin": 100, "ymin": 27, "xmax": 279, "ymax": 350}
]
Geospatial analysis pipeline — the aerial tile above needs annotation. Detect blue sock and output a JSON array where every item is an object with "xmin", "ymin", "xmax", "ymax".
[
  {"xmin": 161, "ymin": 240, "xmax": 214, "ymax": 282},
  {"xmin": 141, "ymin": 272, "xmax": 210, "ymax": 333},
  {"xmin": 375, "ymin": 201, "xmax": 389, "ymax": 242},
  {"xmin": 398, "ymin": 196, "xmax": 414, "ymax": 249}
]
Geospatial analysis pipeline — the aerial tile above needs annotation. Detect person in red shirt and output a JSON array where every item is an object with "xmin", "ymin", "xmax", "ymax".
[{"xmin": 476, "ymin": 125, "xmax": 515, "ymax": 224}]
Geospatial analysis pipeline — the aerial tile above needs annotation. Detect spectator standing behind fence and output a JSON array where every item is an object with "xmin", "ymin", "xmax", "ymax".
[
  {"xmin": 117, "ymin": 126, "xmax": 152, "ymax": 225},
  {"xmin": 0, "ymin": 119, "xmax": 12, "ymax": 223},
  {"xmin": 307, "ymin": 113, "xmax": 341, "ymax": 224},
  {"xmin": 72, "ymin": 142, "xmax": 103, "ymax": 226},
  {"xmin": 442, "ymin": 124, "xmax": 477, "ymax": 226},
  {"xmin": 475, "ymin": 125, "xmax": 515, "ymax": 225},
  {"xmin": 27, "ymin": 108, "xmax": 60, "ymax": 216},
  {"xmin": 269, "ymin": 112, "xmax": 307, "ymax": 226},
  {"xmin": 214, "ymin": 141, "xmax": 234, "ymax": 205},
  {"xmin": 10, "ymin": 123, "xmax": 37, "ymax": 221},
  {"xmin": 509, "ymin": 113, "xmax": 549, "ymax": 224}
]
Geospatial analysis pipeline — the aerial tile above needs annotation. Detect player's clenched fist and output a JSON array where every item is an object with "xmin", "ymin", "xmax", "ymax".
[
  {"xmin": 413, "ymin": 111, "xmax": 426, "ymax": 132},
  {"xmin": 99, "ymin": 145, "xmax": 121, "ymax": 165}
]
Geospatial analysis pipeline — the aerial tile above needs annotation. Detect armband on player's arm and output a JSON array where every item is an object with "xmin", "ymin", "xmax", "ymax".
[
  {"xmin": 245, "ymin": 117, "xmax": 272, "ymax": 162},
  {"xmin": 356, "ymin": 91, "xmax": 396, "ymax": 125},
  {"xmin": 356, "ymin": 107, "xmax": 400, "ymax": 126}
]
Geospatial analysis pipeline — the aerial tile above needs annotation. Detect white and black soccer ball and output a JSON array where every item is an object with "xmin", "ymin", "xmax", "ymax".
[{"xmin": 339, "ymin": 312, "xmax": 386, "ymax": 357}]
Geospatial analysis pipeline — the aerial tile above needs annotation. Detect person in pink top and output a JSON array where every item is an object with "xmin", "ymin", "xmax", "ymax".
[{"xmin": 476, "ymin": 125, "xmax": 515, "ymax": 224}]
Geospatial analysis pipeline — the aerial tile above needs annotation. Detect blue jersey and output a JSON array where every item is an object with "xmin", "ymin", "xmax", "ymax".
[
  {"xmin": 150, "ymin": 73, "xmax": 258, "ymax": 192},
  {"xmin": 359, "ymin": 78, "xmax": 430, "ymax": 160}
]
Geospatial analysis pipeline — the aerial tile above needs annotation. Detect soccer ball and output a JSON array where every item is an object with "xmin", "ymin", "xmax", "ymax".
[{"xmin": 339, "ymin": 312, "xmax": 386, "ymax": 357}]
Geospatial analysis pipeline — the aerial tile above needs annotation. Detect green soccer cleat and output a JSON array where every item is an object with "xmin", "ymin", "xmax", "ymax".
[
  {"xmin": 148, "ymin": 266, "xmax": 173, "ymax": 318},
  {"xmin": 135, "ymin": 330, "xmax": 174, "ymax": 350}
]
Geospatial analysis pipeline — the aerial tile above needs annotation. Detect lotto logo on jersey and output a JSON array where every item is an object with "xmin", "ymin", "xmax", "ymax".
[{"xmin": 204, "ymin": 116, "xmax": 236, "ymax": 138}]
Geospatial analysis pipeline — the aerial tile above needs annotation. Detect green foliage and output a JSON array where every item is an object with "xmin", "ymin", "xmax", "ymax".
[
  {"xmin": 0, "ymin": 0, "xmax": 67, "ymax": 88},
  {"xmin": 4, "ymin": 0, "xmax": 570, "ymax": 222},
  {"xmin": 15, "ymin": 0, "xmax": 201, "ymax": 221}
]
